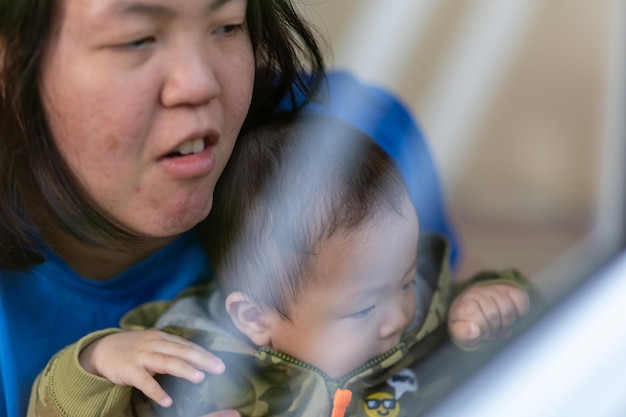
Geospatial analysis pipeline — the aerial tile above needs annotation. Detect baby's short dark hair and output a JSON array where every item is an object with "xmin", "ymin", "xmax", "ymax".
[{"xmin": 202, "ymin": 114, "xmax": 409, "ymax": 319}]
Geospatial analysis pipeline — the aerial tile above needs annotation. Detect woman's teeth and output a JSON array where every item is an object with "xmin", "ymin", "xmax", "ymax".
[{"xmin": 177, "ymin": 138, "xmax": 206, "ymax": 155}]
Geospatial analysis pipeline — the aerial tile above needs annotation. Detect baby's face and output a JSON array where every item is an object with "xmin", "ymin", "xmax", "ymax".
[{"xmin": 266, "ymin": 196, "xmax": 419, "ymax": 379}]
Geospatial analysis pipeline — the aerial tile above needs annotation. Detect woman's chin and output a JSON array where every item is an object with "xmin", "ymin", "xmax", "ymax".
[{"xmin": 123, "ymin": 210, "xmax": 208, "ymax": 240}]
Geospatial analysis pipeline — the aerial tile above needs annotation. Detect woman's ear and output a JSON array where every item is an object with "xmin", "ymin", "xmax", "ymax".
[{"xmin": 225, "ymin": 291, "xmax": 273, "ymax": 347}]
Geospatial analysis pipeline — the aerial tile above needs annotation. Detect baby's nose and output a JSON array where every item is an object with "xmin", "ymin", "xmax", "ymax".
[{"xmin": 380, "ymin": 305, "xmax": 413, "ymax": 338}]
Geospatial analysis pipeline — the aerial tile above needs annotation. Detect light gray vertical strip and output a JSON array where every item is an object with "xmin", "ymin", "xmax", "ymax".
[
  {"xmin": 534, "ymin": 0, "xmax": 624, "ymax": 303},
  {"xmin": 593, "ymin": 0, "xmax": 626, "ymax": 251},
  {"xmin": 333, "ymin": 0, "xmax": 438, "ymax": 86},
  {"xmin": 419, "ymin": 0, "xmax": 540, "ymax": 180}
]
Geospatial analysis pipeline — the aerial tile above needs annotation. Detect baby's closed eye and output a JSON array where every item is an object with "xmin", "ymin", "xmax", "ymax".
[{"xmin": 347, "ymin": 305, "xmax": 375, "ymax": 319}]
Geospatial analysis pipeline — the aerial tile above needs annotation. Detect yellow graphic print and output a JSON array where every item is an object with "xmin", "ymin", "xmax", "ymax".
[
  {"xmin": 362, "ymin": 392, "xmax": 400, "ymax": 417},
  {"xmin": 362, "ymin": 369, "xmax": 419, "ymax": 417}
]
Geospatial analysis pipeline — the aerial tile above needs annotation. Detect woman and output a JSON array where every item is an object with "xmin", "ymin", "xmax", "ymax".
[
  {"xmin": 0, "ymin": 1, "xmax": 324, "ymax": 415},
  {"xmin": 1, "ymin": 1, "xmax": 458, "ymax": 415}
]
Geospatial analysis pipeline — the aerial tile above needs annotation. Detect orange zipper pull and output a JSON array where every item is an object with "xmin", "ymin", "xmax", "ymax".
[{"xmin": 330, "ymin": 388, "xmax": 352, "ymax": 417}]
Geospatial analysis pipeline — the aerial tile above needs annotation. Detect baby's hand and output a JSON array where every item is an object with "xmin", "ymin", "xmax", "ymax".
[
  {"xmin": 448, "ymin": 284, "xmax": 530, "ymax": 349},
  {"xmin": 79, "ymin": 330, "xmax": 225, "ymax": 408}
]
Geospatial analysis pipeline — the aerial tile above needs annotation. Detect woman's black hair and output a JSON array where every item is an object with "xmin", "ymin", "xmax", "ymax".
[
  {"xmin": 244, "ymin": 0, "xmax": 327, "ymax": 132},
  {"xmin": 0, "ymin": 0, "xmax": 326, "ymax": 271}
]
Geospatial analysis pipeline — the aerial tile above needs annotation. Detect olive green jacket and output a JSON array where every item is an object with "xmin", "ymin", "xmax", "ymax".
[{"xmin": 28, "ymin": 234, "xmax": 533, "ymax": 417}]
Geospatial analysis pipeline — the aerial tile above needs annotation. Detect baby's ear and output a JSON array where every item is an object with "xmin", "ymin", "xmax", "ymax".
[{"xmin": 225, "ymin": 291, "xmax": 273, "ymax": 347}]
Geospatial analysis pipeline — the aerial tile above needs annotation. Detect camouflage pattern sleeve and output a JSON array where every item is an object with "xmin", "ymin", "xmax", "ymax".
[
  {"xmin": 27, "ymin": 328, "xmax": 136, "ymax": 417},
  {"xmin": 452, "ymin": 268, "xmax": 535, "ymax": 296}
]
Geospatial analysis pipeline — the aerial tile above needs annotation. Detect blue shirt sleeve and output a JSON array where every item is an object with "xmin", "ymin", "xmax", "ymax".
[{"xmin": 288, "ymin": 71, "xmax": 460, "ymax": 266}]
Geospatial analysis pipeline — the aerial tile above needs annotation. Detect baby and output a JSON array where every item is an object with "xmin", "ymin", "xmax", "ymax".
[{"xmin": 29, "ymin": 114, "xmax": 531, "ymax": 417}]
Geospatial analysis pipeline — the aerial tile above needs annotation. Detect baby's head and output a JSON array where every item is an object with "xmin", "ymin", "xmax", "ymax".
[{"xmin": 204, "ymin": 114, "xmax": 419, "ymax": 378}]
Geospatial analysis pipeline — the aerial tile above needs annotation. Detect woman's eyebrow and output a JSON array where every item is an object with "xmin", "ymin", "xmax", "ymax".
[
  {"xmin": 208, "ymin": 0, "xmax": 239, "ymax": 12},
  {"xmin": 110, "ymin": 1, "xmax": 176, "ymax": 20},
  {"xmin": 108, "ymin": 0, "xmax": 237, "ymax": 20}
]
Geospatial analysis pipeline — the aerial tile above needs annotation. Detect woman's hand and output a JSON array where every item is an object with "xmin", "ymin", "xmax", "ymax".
[
  {"xmin": 448, "ymin": 284, "xmax": 530, "ymax": 349},
  {"xmin": 79, "ymin": 330, "xmax": 225, "ymax": 408}
]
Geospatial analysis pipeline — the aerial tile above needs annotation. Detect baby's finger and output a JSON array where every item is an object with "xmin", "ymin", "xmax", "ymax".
[
  {"xmin": 449, "ymin": 299, "xmax": 491, "ymax": 340},
  {"xmin": 141, "ymin": 352, "xmax": 211, "ymax": 384},
  {"xmin": 507, "ymin": 287, "xmax": 531, "ymax": 317},
  {"xmin": 491, "ymin": 287, "xmax": 530, "ymax": 337},
  {"xmin": 154, "ymin": 334, "xmax": 226, "ymax": 375},
  {"xmin": 492, "ymin": 291, "xmax": 518, "ymax": 334},
  {"xmin": 477, "ymin": 295, "xmax": 504, "ymax": 339},
  {"xmin": 129, "ymin": 370, "xmax": 173, "ymax": 408},
  {"xmin": 200, "ymin": 411, "xmax": 241, "ymax": 417},
  {"xmin": 453, "ymin": 293, "xmax": 501, "ymax": 339},
  {"xmin": 449, "ymin": 321, "xmax": 482, "ymax": 347}
]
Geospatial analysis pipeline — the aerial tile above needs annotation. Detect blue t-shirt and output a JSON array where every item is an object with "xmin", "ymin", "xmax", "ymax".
[{"xmin": 0, "ymin": 71, "xmax": 458, "ymax": 417}]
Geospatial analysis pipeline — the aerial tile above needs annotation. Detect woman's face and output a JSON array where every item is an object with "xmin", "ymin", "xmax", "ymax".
[{"xmin": 39, "ymin": 0, "xmax": 254, "ymax": 238}]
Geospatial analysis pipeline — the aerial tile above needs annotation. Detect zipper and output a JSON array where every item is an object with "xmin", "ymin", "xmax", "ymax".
[{"xmin": 258, "ymin": 343, "xmax": 405, "ymax": 392}]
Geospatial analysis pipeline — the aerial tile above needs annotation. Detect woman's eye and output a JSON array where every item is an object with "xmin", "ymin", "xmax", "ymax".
[
  {"xmin": 120, "ymin": 37, "xmax": 155, "ymax": 50},
  {"xmin": 214, "ymin": 24, "xmax": 243, "ymax": 35},
  {"xmin": 349, "ymin": 306, "xmax": 375, "ymax": 319}
]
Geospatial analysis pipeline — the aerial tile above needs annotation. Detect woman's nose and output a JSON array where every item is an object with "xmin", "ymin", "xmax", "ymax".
[{"xmin": 160, "ymin": 44, "xmax": 221, "ymax": 107}]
